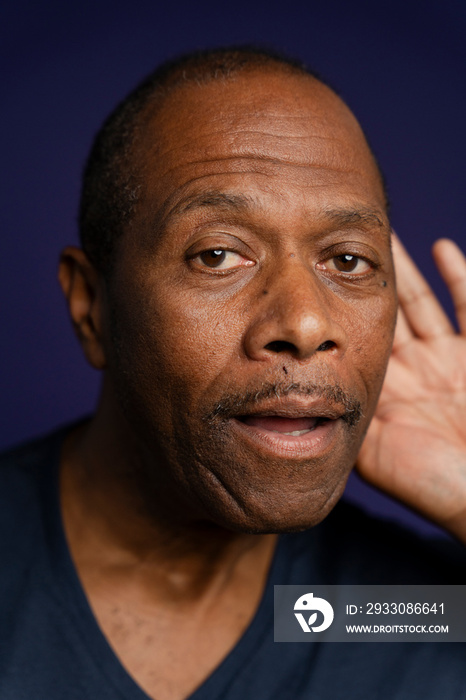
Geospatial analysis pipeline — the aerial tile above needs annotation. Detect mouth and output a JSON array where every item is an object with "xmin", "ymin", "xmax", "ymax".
[
  {"xmin": 229, "ymin": 400, "xmax": 347, "ymax": 459},
  {"xmin": 238, "ymin": 414, "xmax": 330, "ymax": 436}
]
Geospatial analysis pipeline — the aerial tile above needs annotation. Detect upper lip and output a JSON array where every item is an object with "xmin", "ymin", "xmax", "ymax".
[{"xmin": 233, "ymin": 397, "xmax": 345, "ymax": 421}]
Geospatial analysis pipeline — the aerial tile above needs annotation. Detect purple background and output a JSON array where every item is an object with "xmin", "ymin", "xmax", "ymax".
[{"xmin": 1, "ymin": 0, "xmax": 465, "ymax": 536}]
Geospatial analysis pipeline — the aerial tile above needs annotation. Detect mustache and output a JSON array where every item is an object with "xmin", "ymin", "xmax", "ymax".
[{"xmin": 204, "ymin": 381, "xmax": 363, "ymax": 428}]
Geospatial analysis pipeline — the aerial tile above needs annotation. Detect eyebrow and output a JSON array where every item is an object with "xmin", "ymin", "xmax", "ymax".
[
  {"xmin": 163, "ymin": 190, "xmax": 390, "ymax": 237},
  {"xmin": 167, "ymin": 191, "xmax": 254, "ymax": 219},
  {"xmin": 322, "ymin": 207, "xmax": 386, "ymax": 229}
]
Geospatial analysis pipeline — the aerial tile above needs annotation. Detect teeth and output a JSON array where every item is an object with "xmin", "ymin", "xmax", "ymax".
[{"xmin": 273, "ymin": 429, "xmax": 311, "ymax": 436}]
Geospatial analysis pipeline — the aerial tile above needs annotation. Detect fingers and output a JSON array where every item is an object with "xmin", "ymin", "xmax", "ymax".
[
  {"xmin": 393, "ymin": 233, "xmax": 455, "ymax": 338},
  {"xmin": 391, "ymin": 306, "xmax": 413, "ymax": 353},
  {"xmin": 432, "ymin": 238, "xmax": 466, "ymax": 335}
]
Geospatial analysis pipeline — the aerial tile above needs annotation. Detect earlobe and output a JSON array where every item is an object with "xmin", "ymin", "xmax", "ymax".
[{"xmin": 58, "ymin": 246, "xmax": 107, "ymax": 370}]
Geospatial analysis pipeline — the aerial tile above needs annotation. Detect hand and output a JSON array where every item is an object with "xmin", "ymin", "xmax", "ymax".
[{"xmin": 357, "ymin": 235, "xmax": 466, "ymax": 542}]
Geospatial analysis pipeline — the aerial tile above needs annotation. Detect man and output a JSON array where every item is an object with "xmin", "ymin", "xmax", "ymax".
[{"xmin": 1, "ymin": 47, "xmax": 465, "ymax": 699}]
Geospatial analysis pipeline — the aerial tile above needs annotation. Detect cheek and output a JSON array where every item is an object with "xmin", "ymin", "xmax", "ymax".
[
  {"xmin": 347, "ymin": 293, "xmax": 396, "ymax": 403},
  {"xmin": 162, "ymin": 296, "xmax": 244, "ymax": 385},
  {"xmin": 109, "ymin": 276, "xmax": 245, "ymax": 405}
]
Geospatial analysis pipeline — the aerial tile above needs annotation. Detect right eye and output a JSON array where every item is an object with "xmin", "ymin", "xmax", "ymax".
[{"xmin": 191, "ymin": 249, "xmax": 255, "ymax": 271}]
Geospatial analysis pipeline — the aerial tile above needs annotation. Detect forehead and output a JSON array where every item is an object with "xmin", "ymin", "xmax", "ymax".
[{"xmin": 130, "ymin": 70, "xmax": 386, "ymax": 230}]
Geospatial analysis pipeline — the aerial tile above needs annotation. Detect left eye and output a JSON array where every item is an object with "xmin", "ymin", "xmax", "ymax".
[
  {"xmin": 193, "ymin": 249, "xmax": 253, "ymax": 270},
  {"xmin": 325, "ymin": 254, "xmax": 371, "ymax": 274}
]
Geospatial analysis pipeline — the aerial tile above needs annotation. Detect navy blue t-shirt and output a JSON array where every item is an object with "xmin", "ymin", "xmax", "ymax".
[{"xmin": 0, "ymin": 425, "xmax": 465, "ymax": 699}]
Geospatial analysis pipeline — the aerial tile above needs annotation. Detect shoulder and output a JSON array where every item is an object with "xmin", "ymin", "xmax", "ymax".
[
  {"xmin": 0, "ymin": 419, "xmax": 88, "ymax": 486},
  {"xmin": 282, "ymin": 499, "xmax": 466, "ymax": 584},
  {"xmin": 0, "ymin": 426, "xmax": 66, "ymax": 502},
  {"xmin": 0, "ymin": 425, "xmax": 75, "ymax": 570}
]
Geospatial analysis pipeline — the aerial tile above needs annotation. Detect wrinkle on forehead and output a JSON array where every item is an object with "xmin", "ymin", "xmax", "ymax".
[
  {"xmin": 139, "ymin": 138, "xmax": 380, "ymax": 224},
  {"xmin": 143, "ymin": 164, "xmax": 371, "ymax": 237},
  {"xmin": 128, "ymin": 72, "xmax": 385, "ymax": 233},
  {"xmin": 153, "ymin": 135, "xmax": 360, "ymax": 178},
  {"xmin": 139, "ymin": 72, "xmax": 372, "ymax": 169}
]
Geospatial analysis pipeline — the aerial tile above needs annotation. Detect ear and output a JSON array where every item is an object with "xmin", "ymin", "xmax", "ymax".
[{"xmin": 58, "ymin": 247, "xmax": 107, "ymax": 369}]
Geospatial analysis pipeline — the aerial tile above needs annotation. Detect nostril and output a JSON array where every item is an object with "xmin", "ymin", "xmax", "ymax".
[
  {"xmin": 264, "ymin": 339, "xmax": 336, "ymax": 354},
  {"xmin": 265, "ymin": 340, "xmax": 297, "ymax": 354},
  {"xmin": 317, "ymin": 340, "xmax": 336, "ymax": 352}
]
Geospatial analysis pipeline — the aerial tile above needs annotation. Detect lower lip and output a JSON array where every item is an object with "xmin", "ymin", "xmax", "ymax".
[{"xmin": 230, "ymin": 418, "xmax": 342, "ymax": 459}]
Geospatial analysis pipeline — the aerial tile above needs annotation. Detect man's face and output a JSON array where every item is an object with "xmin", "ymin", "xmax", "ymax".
[{"xmin": 103, "ymin": 70, "xmax": 397, "ymax": 533}]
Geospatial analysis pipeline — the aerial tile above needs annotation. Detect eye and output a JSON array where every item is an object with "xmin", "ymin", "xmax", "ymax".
[
  {"xmin": 191, "ymin": 249, "xmax": 254, "ymax": 271},
  {"xmin": 322, "ymin": 254, "xmax": 372, "ymax": 275}
]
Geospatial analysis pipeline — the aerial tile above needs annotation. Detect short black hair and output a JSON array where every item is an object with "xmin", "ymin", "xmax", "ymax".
[{"xmin": 78, "ymin": 46, "xmax": 386, "ymax": 275}]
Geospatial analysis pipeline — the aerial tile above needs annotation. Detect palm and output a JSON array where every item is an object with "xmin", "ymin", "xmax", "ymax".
[{"xmin": 357, "ymin": 237, "xmax": 466, "ymax": 540}]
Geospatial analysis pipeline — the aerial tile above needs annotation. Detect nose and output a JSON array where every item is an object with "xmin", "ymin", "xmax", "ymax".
[{"xmin": 243, "ymin": 261, "xmax": 348, "ymax": 362}]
